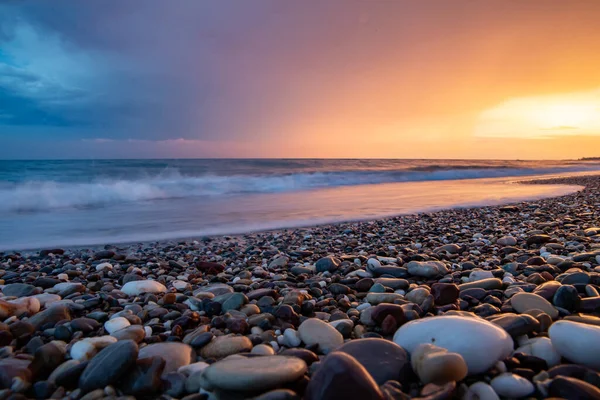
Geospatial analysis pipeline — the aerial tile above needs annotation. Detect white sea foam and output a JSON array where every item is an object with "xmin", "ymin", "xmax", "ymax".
[{"xmin": 1, "ymin": 165, "xmax": 600, "ymax": 212}]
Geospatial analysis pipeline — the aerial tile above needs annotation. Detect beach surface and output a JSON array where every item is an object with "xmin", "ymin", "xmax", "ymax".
[{"xmin": 0, "ymin": 174, "xmax": 599, "ymax": 399}]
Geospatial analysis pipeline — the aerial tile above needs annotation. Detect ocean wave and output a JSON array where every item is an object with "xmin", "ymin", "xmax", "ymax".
[{"xmin": 2, "ymin": 165, "xmax": 599, "ymax": 212}]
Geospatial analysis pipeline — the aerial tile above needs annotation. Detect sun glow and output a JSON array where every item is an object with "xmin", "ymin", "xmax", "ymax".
[
  {"xmin": 474, "ymin": 88, "xmax": 600, "ymax": 139},
  {"xmin": 532, "ymin": 103, "xmax": 598, "ymax": 129}
]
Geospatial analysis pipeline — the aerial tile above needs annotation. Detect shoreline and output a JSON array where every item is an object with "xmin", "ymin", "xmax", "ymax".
[
  {"xmin": 7, "ymin": 173, "xmax": 593, "ymax": 255},
  {"xmin": 0, "ymin": 174, "xmax": 599, "ymax": 399}
]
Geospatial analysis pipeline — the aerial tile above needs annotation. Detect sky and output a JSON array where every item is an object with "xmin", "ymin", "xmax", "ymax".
[{"xmin": 1, "ymin": 0, "xmax": 600, "ymax": 160}]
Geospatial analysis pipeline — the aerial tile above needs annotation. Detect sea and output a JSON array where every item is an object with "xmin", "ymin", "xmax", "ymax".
[{"xmin": 1, "ymin": 158, "xmax": 599, "ymax": 251}]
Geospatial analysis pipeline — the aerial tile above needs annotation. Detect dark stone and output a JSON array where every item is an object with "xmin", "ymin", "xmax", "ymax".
[
  {"xmin": 53, "ymin": 325, "xmax": 72, "ymax": 341},
  {"xmin": 305, "ymin": 352, "xmax": 384, "ymax": 400},
  {"xmin": 459, "ymin": 288, "xmax": 487, "ymax": 301},
  {"xmin": 163, "ymin": 372, "xmax": 186, "ymax": 398},
  {"xmin": 54, "ymin": 361, "xmax": 88, "ymax": 389},
  {"xmin": 32, "ymin": 278, "xmax": 61, "ymax": 289},
  {"xmin": 335, "ymin": 338, "xmax": 410, "ymax": 385},
  {"xmin": 315, "ymin": 257, "xmax": 340, "ymax": 273},
  {"xmin": 95, "ymin": 250, "xmax": 115, "ymax": 259},
  {"xmin": 196, "ymin": 262, "xmax": 225, "ymax": 275},
  {"xmin": 553, "ymin": 285, "xmax": 581, "ymax": 311},
  {"xmin": 39, "ymin": 249, "xmax": 65, "ymax": 257},
  {"xmin": 118, "ymin": 356, "xmax": 165, "ymax": 396},
  {"xmin": 488, "ymin": 313, "xmax": 539, "ymax": 337},
  {"xmin": 9, "ymin": 321, "xmax": 35, "ymax": 338},
  {"xmin": 2, "ymin": 283, "xmax": 37, "ymax": 297},
  {"xmin": 526, "ymin": 234, "xmax": 552, "ymax": 246},
  {"xmin": 431, "ymin": 283, "xmax": 459, "ymax": 305},
  {"xmin": 371, "ymin": 266, "xmax": 408, "ymax": 278},
  {"xmin": 32, "ymin": 380, "xmax": 57, "ymax": 400},
  {"xmin": 247, "ymin": 289, "xmax": 278, "ymax": 301},
  {"xmin": 533, "ymin": 281, "xmax": 561, "ymax": 300},
  {"xmin": 280, "ymin": 348, "xmax": 319, "ymax": 365},
  {"xmin": 579, "ymin": 297, "xmax": 600, "ymax": 313},
  {"xmin": 548, "ymin": 364, "xmax": 600, "ymax": 388},
  {"xmin": 561, "ymin": 272, "xmax": 591, "ymax": 285},
  {"xmin": 79, "ymin": 340, "xmax": 138, "ymax": 392},
  {"xmin": 549, "ymin": 376, "xmax": 600, "ymax": 400},
  {"xmin": 329, "ymin": 283, "xmax": 352, "ymax": 295},
  {"xmin": 30, "ymin": 341, "xmax": 66, "ymax": 379},
  {"xmin": 355, "ymin": 278, "xmax": 375, "ymax": 292},
  {"xmin": 371, "ymin": 304, "xmax": 406, "ymax": 327},
  {"xmin": 28, "ymin": 305, "xmax": 71, "ymax": 329}
]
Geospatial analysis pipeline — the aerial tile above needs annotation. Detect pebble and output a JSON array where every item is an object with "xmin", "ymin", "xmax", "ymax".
[
  {"xmin": 304, "ymin": 352, "xmax": 383, "ymax": 400},
  {"xmin": 336, "ymin": 338, "xmax": 409, "ymax": 385},
  {"xmin": 298, "ymin": 318, "xmax": 344, "ymax": 354},
  {"xmin": 511, "ymin": 292, "xmax": 559, "ymax": 319},
  {"xmin": 393, "ymin": 315, "xmax": 513, "ymax": 374},
  {"xmin": 406, "ymin": 261, "xmax": 449, "ymax": 278},
  {"xmin": 490, "ymin": 372, "xmax": 535, "ymax": 398},
  {"xmin": 138, "ymin": 342, "xmax": 193, "ymax": 376},
  {"xmin": 549, "ymin": 320, "xmax": 600, "ymax": 370},
  {"xmin": 202, "ymin": 356, "xmax": 307, "ymax": 392},
  {"xmin": 79, "ymin": 340, "xmax": 138, "ymax": 392},
  {"xmin": 104, "ymin": 317, "xmax": 130, "ymax": 334},
  {"xmin": 200, "ymin": 335, "xmax": 253, "ymax": 359},
  {"xmin": 411, "ymin": 343, "xmax": 468, "ymax": 384},
  {"xmin": 120, "ymin": 280, "xmax": 167, "ymax": 296}
]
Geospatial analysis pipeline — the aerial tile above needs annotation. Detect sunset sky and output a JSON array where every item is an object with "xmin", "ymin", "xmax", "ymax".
[{"xmin": 1, "ymin": 0, "xmax": 600, "ymax": 159}]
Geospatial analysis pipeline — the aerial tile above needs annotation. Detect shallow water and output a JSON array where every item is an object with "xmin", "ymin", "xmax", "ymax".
[{"xmin": 0, "ymin": 169, "xmax": 585, "ymax": 250}]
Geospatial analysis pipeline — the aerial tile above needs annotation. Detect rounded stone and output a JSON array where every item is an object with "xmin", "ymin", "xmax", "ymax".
[
  {"xmin": 298, "ymin": 318, "xmax": 344, "ymax": 354},
  {"xmin": 138, "ymin": 342, "xmax": 193, "ymax": 376},
  {"xmin": 511, "ymin": 292, "xmax": 559, "ymax": 319},
  {"xmin": 305, "ymin": 352, "xmax": 383, "ymax": 400},
  {"xmin": 393, "ymin": 315, "xmax": 513, "ymax": 375},
  {"xmin": 121, "ymin": 280, "xmax": 167, "ymax": 296},
  {"xmin": 104, "ymin": 317, "xmax": 130, "ymax": 334},
  {"xmin": 202, "ymin": 356, "xmax": 307, "ymax": 392},
  {"xmin": 200, "ymin": 335, "xmax": 253, "ymax": 359},
  {"xmin": 406, "ymin": 261, "xmax": 448, "ymax": 278},
  {"xmin": 111, "ymin": 325, "xmax": 146, "ymax": 342},
  {"xmin": 490, "ymin": 373, "xmax": 534, "ymax": 398},
  {"xmin": 79, "ymin": 340, "xmax": 138, "ymax": 393},
  {"xmin": 411, "ymin": 343, "xmax": 468, "ymax": 385},
  {"xmin": 549, "ymin": 320, "xmax": 600, "ymax": 370},
  {"xmin": 336, "ymin": 338, "xmax": 409, "ymax": 385}
]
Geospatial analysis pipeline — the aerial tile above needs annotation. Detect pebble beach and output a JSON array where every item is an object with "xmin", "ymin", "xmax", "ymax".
[{"xmin": 1, "ymin": 174, "xmax": 600, "ymax": 400}]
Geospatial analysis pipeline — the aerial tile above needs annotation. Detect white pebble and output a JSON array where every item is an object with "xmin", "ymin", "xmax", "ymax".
[
  {"xmin": 96, "ymin": 262, "xmax": 113, "ymax": 272},
  {"xmin": 491, "ymin": 373, "xmax": 534, "ymax": 398},
  {"xmin": 104, "ymin": 317, "xmax": 130, "ymax": 334}
]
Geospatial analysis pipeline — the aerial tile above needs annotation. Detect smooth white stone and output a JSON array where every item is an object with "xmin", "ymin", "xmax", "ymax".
[
  {"xmin": 469, "ymin": 270, "xmax": 494, "ymax": 282},
  {"xmin": 284, "ymin": 328, "xmax": 302, "ymax": 347},
  {"xmin": 393, "ymin": 315, "xmax": 513, "ymax": 375},
  {"xmin": 491, "ymin": 373, "xmax": 534, "ymax": 398},
  {"xmin": 104, "ymin": 317, "xmax": 130, "ymax": 334},
  {"xmin": 144, "ymin": 326, "xmax": 152, "ymax": 337},
  {"xmin": 121, "ymin": 280, "xmax": 167, "ymax": 296},
  {"xmin": 70, "ymin": 341, "xmax": 97, "ymax": 361},
  {"xmin": 549, "ymin": 320, "xmax": 600, "ymax": 370},
  {"xmin": 298, "ymin": 318, "xmax": 343, "ymax": 354},
  {"xmin": 96, "ymin": 262, "xmax": 113, "ymax": 271},
  {"xmin": 515, "ymin": 337, "xmax": 561, "ymax": 368}
]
